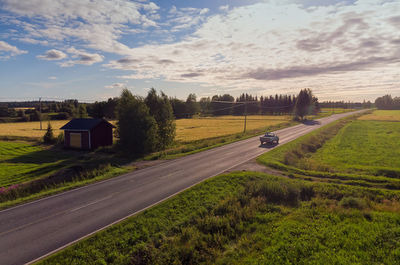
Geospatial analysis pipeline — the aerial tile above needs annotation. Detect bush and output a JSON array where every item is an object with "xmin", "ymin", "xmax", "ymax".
[
  {"xmin": 56, "ymin": 132, "xmax": 64, "ymax": 145},
  {"xmin": 43, "ymin": 123, "xmax": 56, "ymax": 144},
  {"xmin": 246, "ymin": 180, "xmax": 300, "ymax": 206},
  {"xmin": 51, "ymin": 112, "xmax": 70, "ymax": 120},
  {"xmin": 339, "ymin": 196, "xmax": 367, "ymax": 210}
]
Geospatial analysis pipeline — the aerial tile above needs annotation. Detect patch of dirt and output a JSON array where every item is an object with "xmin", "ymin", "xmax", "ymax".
[{"xmin": 224, "ymin": 159, "xmax": 287, "ymax": 176}]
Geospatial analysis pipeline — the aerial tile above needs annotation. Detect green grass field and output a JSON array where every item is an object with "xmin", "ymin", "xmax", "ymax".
[
  {"xmin": 0, "ymin": 141, "xmax": 130, "ymax": 209},
  {"xmin": 257, "ymin": 110, "xmax": 400, "ymax": 189},
  {"xmin": 309, "ymin": 120, "xmax": 400, "ymax": 174},
  {"xmin": 358, "ymin": 109, "xmax": 400, "ymax": 121},
  {"xmin": 39, "ymin": 172, "xmax": 400, "ymax": 265},
  {"xmin": 0, "ymin": 141, "xmax": 73, "ymax": 187}
]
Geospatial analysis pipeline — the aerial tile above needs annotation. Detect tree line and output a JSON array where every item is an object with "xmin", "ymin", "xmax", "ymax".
[{"xmin": 375, "ymin": 95, "xmax": 400, "ymax": 110}]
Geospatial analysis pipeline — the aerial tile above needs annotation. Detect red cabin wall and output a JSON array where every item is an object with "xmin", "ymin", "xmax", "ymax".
[{"xmin": 90, "ymin": 122, "xmax": 113, "ymax": 149}]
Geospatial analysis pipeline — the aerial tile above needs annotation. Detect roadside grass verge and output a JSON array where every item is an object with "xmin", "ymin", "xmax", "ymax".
[
  {"xmin": 257, "ymin": 110, "xmax": 400, "ymax": 190},
  {"xmin": 0, "ymin": 141, "xmax": 131, "ymax": 209},
  {"xmin": 39, "ymin": 172, "xmax": 400, "ymax": 265}
]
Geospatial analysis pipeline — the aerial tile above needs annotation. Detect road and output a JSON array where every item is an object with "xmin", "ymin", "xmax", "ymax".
[{"xmin": 0, "ymin": 110, "xmax": 365, "ymax": 265}]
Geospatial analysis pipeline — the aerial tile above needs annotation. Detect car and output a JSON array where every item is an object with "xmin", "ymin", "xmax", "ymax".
[{"xmin": 260, "ymin": 132, "xmax": 279, "ymax": 145}]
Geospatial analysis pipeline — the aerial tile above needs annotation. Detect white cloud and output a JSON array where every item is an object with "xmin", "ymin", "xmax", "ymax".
[
  {"xmin": 37, "ymin": 49, "xmax": 67, "ymax": 60},
  {"xmin": 48, "ymin": 76, "xmax": 57, "ymax": 80},
  {"xmin": 59, "ymin": 47, "xmax": 104, "ymax": 67},
  {"xmin": 107, "ymin": 0, "xmax": 400, "ymax": 101},
  {"xmin": 105, "ymin": 83, "xmax": 127, "ymax": 89},
  {"xmin": 219, "ymin": 5, "xmax": 229, "ymax": 12},
  {"xmin": 1, "ymin": 0, "xmax": 160, "ymax": 55},
  {"xmin": 0, "ymin": 40, "xmax": 27, "ymax": 58}
]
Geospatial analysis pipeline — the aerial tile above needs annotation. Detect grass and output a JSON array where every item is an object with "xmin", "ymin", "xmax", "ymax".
[
  {"xmin": 39, "ymin": 172, "xmax": 400, "ymax": 265},
  {"xmin": 0, "ymin": 141, "xmax": 132, "ymax": 209},
  {"xmin": 309, "ymin": 120, "xmax": 400, "ymax": 175},
  {"xmin": 0, "ymin": 141, "xmax": 73, "ymax": 187},
  {"xmin": 175, "ymin": 115, "xmax": 291, "ymax": 142},
  {"xmin": 257, "ymin": 110, "xmax": 400, "ymax": 189},
  {"xmin": 0, "ymin": 115, "xmax": 291, "ymax": 142},
  {"xmin": 0, "ymin": 120, "xmax": 67, "ymax": 139},
  {"xmin": 358, "ymin": 109, "xmax": 400, "ymax": 121}
]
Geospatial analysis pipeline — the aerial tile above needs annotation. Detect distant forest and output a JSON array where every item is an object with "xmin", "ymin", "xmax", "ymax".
[
  {"xmin": 0, "ymin": 91, "xmax": 375, "ymax": 122},
  {"xmin": 375, "ymin": 95, "xmax": 400, "ymax": 110}
]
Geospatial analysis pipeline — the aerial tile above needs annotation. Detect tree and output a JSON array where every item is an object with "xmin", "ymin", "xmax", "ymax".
[
  {"xmin": 199, "ymin": 97, "xmax": 211, "ymax": 114},
  {"xmin": 295, "ymin": 88, "xmax": 313, "ymax": 120},
  {"xmin": 116, "ymin": 89, "xmax": 158, "ymax": 154},
  {"xmin": 145, "ymin": 88, "xmax": 176, "ymax": 149},
  {"xmin": 170, "ymin": 98, "xmax": 187, "ymax": 119},
  {"xmin": 43, "ymin": 122, "xmax": 56, "ymax": 144},
  {"xmin": 185, "ymin": 93, "xmax": 200, "ymax": 117},
  {"xmin": 375, "ymin": 94, "xmax": 400, "ymax": 110},
  {"xmin": 78, "ymin": 104, "xmax": 88, "ymax": 118}
]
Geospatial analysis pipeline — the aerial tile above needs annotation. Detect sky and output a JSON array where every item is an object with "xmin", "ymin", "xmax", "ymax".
[{"xmin": 0, "ymin": 0, "xmax": 399, "ymax": 102}]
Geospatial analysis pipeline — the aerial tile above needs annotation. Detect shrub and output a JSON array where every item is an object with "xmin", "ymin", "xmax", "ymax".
[
  {"xmin": 339, "ymin": 196, "xmax": 367, "ymax": 210},
  {"xmin": 43, "ymin": 122, "xmax": 56, "ymax": 144},
  {"xmin": 56, "ymin": 132, "xmax": 64, "ymax": 145},
  {"xmin": 247, "ymin": 180, "xmax": 300, "ymax": 206}
]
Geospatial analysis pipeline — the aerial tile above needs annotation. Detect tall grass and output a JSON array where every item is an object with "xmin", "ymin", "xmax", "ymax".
[{"xmin": 40, "ymin": 172, "xmax": 400, "ymax": 265}]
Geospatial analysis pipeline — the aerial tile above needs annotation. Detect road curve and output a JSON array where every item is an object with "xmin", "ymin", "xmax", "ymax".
[{"xmin": 0, "ymin": 110, "xmax": 366, "ymax": 265}]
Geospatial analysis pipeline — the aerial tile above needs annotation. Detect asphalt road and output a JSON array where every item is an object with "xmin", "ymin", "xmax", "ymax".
[{"xmin": 0, "ymin": 110, "xmax": 365, "ymax": 265}]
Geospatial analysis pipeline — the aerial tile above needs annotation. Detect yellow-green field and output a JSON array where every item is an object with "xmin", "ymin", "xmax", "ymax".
[
  {"xmin": 0, "ymin": 115, "xmax": 292, "ymax": 142},
  {"xmin": 175, "ymin": 115, "xmax": 291, "ymax": 142},
  {"xmin": 358, "ymin": 110, "xmax": 400, "ymax": 121},
  {"xmin": 0, "ymin": 120, "xmax": 67, "ymax": 138},
  {"xmin": 320, "ymin": 107, "xmax": 355, "ymax": 114}
]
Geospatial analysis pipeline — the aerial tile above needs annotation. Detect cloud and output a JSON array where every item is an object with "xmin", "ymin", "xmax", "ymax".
[
  {"xmin": 1, "ymin": 0, "xmax": 160, "ymax": 55},
  {"xmin": 0, "ymin": 40, "xmax": 27, "ymax": 58},
  {"xmin": 219, "ymin": 5, "xmax": 229, "ymax": 11},
  {"xmin": 48, "ymin": 76, "xmax": 57, "ymax": 80},
  {"xmin": 105, "ymin": 83, "xmax": 127, "ymax": 89},
  {"xmin": 59, "ymin": 47, "xmax": 103, "ymax": 67},
  {"xmin": 242, "ymin": 55, "xmax": 400, "ymax": 81},
  {"xmin": 37, "ymin": 49, "xmax": 67, "ymax": 60},
  {"xmin": 181, "ymin": 72, "xmax": 203, "ymax": 78}
]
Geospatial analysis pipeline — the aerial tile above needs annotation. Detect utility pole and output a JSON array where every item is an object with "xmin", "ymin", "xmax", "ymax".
[
  {"xmin": 39, "ymin": 97, "xmax": 42, "ymax": 130},
  {"xmin": 243, "ymin": 102, "xmax": 247, "ymax": 133}
]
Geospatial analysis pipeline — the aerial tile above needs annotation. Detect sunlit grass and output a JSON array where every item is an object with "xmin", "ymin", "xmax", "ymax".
[
  {"xmin": 0, "ymin": 115, "xmax": 292, "ymax": 143},
  {"xmin": 358, "ymin": 110, "xmax": 400, "ymax": 121},
  {"xmin": 0, "ymin": 120, "xmax": 67, "ymax": 139},
  {"xmin": 0, "ymin": 141, "xmax": 73, "ymax": 187},
  {"xmin": 175, "ymin": 115, "xmax": 291, "ymax": 142}
]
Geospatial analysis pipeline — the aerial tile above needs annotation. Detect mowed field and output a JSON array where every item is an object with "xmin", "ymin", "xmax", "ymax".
[
  {"xmin": 0, "ymin": 115, "xmax": 292, "ymax": 142},
  {"xmin": 309, "ymin": 110, "xmax": 400, "ymax": 175},
  {"xmin": 175, "ymin": 115, "xmax": 291, "ymax": 142},
  {"xmin": 358, "ymin": 109, "xmax": 400, "ymax": 121},
  {"xmin": 258, "ymin": 109, "xmax": 400, "ymax": 189},
  {"xmin": 0, "ymin": 120, "xmax": 66, "ymax": 138},
  {"xmin": 0, "ymin": 141, "xmax": 73, "ymax": 187}
]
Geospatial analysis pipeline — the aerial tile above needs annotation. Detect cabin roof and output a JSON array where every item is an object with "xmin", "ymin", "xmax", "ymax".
[{"xmin": 60, "ymin": 118, "xmax": 115, "ymax": 130}]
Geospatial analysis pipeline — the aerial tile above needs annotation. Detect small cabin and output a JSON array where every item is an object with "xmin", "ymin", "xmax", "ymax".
[{"xmin": 60, "ymin": 118, "xmax": 115, "ymax": 150}]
